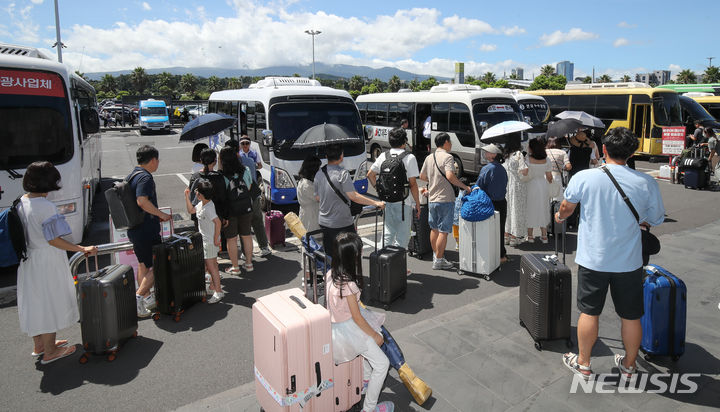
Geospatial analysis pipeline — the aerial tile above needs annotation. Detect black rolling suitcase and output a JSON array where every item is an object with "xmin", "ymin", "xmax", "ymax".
[
  {"xmin": 519, "ymin": 220, "xmax": 572, "ymax": 351},
  {"xmin": 368, "ymin": 209, "xmax": 407, "ymax": 309},
  {"xmin": 77, "ymin": 257, "xmax": 138, "ymax": 363},
  {"xmin": 152, "ymin": 233, "xmax": 206, "ymax": 322},
  {"xmin": 408, "ymin": 203, "xmax": 432, "ymax": 258},
  {"xmin": 548, "ymin": 200, "xmax": 563, "ymax": 239}
]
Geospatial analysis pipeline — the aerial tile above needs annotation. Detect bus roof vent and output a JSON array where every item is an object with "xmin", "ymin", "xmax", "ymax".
[
  {"xmin": 484, "ymin": 88, "xmax": 517, "ymax": 94},
  {"xmin": 398, "ymin": 88, "xmax": 413, "ymax": 93},
  {"xmin": 683, "ymin": 92, "xmax": 714, "ymax": 97},
  {"xmin": 430, "ymin": 84, "xmax": 482, "ymax": 93},
  {"xmin": 249, "ymin": 77, "xmax": 322, "ymax": 89},
  {"xmin": 565, "ymin": 82, "xmax": 650, "ymax": 90},
  {"xmin": 0, "ymin": 43, "xmax": 50, "ymax": 59}
]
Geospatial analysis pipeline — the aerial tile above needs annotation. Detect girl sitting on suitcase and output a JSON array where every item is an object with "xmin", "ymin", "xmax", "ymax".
[
  {"xmin": 326, "ymin": 232, "xmax": 394, "ymax": 412},
  {"xmin": 184, "ymin": 180, "xmax": 223, "ymax": 304}
]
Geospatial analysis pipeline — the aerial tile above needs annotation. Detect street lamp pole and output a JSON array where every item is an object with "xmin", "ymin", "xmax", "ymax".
[
  {"xmin": 53, "ymin": 0, "xmax": 64, "ymax": 62},
  {"xmin": 304, "ymin": 29, "xmax": 321, "ymax": 79}
]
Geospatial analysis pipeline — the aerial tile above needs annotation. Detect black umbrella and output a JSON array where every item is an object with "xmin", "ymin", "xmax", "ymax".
[
  {"xmin": 179, "ymin": 113, "xmax": 236, "ymax": 142},
  {"xmin": 291, "ymin": 123, "xmax": 361, "ymax": 149},
  {"xmin": 546, "ymin": 118, "xmax": 583, "ymax": 138}
]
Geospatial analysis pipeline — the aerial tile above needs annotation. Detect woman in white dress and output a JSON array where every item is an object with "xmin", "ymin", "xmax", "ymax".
[
  {"xmin": 296, "ymin": 156, "xmax": 322, "ymax": 234},
  {"xmin": 525, "ymin": 138, "xmax": 554, "ymax": 243},
  {"xmin": 16, "ymin": 162, "xmax": 97, "ymax": 364},
  {"xmin": 503, "ymin": 136, "xmax": 529, "ymax": 246},
  {"xmin": 545, "ymin": 137, "xmax": 569, "ymax": 202}
]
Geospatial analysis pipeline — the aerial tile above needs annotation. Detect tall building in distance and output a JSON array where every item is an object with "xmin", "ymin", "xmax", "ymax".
[
  {"xmin": 512, "ymin": 67, "xmax": 524, "ymax": 80},
  {"xmin": 454, "ymin": 62, "xmax": 464, "ymax": 84},
  {"xmin": 556, "ymin": 61, "xmax": 574, "ymax": 81},
  {"xmin": 635, "ymin": 70, "xmax": 671, "ymax": 86}
]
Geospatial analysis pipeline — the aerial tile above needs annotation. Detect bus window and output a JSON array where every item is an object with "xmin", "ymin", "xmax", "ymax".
[
  {"xmin": 231, "ymin": 101, "xmax": 239, "ymax": 138},
  {"xmin": 367, "ymin": 103, "xmax": 388, "ymax": 126},
  {"xmin": 544, "ymin": 95, "xmax": 569, "ymax": 116},
  {"xmin": 432, "ymin": 103, "xmax": 449, "ymax": 131},
  {"xmin": 390, "ymin": 102, "xmax": 413, "ymax": 128},
  {"xmin": 246, "ymin": 101, "xmax": 256, "ymax": 138},
  {"xmin": 449, "ymin": 103, "xmax": 474, "ymax": 147},
  {"xmin": 595, "ymin": 95, "xmax": 629, "ymax": 120},
  {"xmin": 356, "ymin": 103, "xmax": 367, "ymax": 123},
  {"xmin": 568, "ymin": 95, "xmax": 594, "ymax": 115},
  {"xmin": 652, "ymin": 94, "xmax": 682, "ymax": 126}
]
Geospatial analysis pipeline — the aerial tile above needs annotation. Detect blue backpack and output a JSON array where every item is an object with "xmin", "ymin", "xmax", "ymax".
[
  {"xmin": 0, "ymin": 197, "xmax": 28, "ymax": 267},
  {"xmin": 460, "ymin": 187, "xmax": 495, "ymax": 222}
]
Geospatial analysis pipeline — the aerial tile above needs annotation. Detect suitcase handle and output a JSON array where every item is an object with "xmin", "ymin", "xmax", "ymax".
[
  {"xmin": 314, "ymin": 362, "xmax": 322, "ymax": 397},
  {"xmin": 83, "ymin": 254, "xmax": 103, "ymax": 279},
  {"xmin": 289, "ymin": 295, "xmax": 307, "ymax": 309}
]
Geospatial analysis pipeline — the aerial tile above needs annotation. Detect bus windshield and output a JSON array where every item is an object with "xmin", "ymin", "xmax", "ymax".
[
  {"xmin": 141, "ymin": 106, "xmax": 167, "ymax": 116},
  {"xmin": 472, "ymin": 101, "xmax": 521, "ymax": 129},
  {"xmin": 653, "ymin": 93, "xmax": 682, "ymax": 126},
  {"xmin": 0, "ymin": 70, "xmax": 73, "ymax": 169},
  {"xmin": 518, "ymin": 101, "xmax": 548, "ymax": 127},
  {"xmin": 269, "ymin": 101, "xmax": 365, "ymax": 160}
]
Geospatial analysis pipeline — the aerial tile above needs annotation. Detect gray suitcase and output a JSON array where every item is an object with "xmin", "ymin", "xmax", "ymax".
[{"xmin": 77, "ymin": 258, "xmax": 138, "ymax": 363}]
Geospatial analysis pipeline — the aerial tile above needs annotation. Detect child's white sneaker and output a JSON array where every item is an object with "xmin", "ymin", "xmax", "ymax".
[{"xmin": 208, "ymin": 291, "xmax": 224, "ymax": 304}]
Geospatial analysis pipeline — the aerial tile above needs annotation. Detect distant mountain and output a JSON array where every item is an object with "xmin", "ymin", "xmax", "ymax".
[{"xmin": 85, "ymin": 63, "xmax": 449, "ymax": 83}]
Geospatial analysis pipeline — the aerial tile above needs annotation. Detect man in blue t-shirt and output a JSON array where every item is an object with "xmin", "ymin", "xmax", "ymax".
[
  {"xmin": 475, "ymin": 144, "xmax": 508, "ymax": 263},
  {"xmin": 555, "ymin": 127, "xmax": 665, "ymax": 381},
  {"xmin": 126, "ymin": 145, "xmax": 172, "ymax": 318}
]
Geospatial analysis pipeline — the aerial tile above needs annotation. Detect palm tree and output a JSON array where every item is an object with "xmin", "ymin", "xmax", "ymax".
[
  {"xmin": 74, "ymin": 70, "xmax": 87, "ymax": 80},
  {"xmin": 99, "ymin": 74, "xmax": 117, "ymax": 94},
  {"xmin": 703, "ymin": 66, "xmax": 720, "ymax": 83},
  {"xmin": 206, "ymin": 75, "xmax": 223, "ymax": 92},
  {"xmin": 676, "ymin": 69, "xmax": 697, "ymax": 84},
  {"xmin": 408, "ymin": 79, "xmax": 420, "ymax": 91},
  {"xmin": 620, "ymin": 75, "xmax": 631, "ymax": 82},
  {"xmin": 387, "ymin": 75, "xmax": 402, "ymax": 92},
  {"xmin": 348, "ymin": 75, "xmax": 365, "ymax": 92},
  {"xmin": 132, "ymin": 67, "xmax": 148, "ymax": 94},
  {"xmin": 179, "ymin": 73, "xmax": 198, "ymax": 95},
  {"xmin": 481, "ymin": 72, "xmax": 497, "ymax": 84},
  {"xmin": 582, "ymin": 76, "xmax": 592, "ymax": 84},
  {"xmin": 598, "ymin": 74, "xmax": 612, "ymax": 83},
  {"xmin": 540, "ymin": 65, "xmax": 556, "ymax": 77},
  {"xmin": 227, "ymin": 77, "xmax": 243, "ymax": 89}
]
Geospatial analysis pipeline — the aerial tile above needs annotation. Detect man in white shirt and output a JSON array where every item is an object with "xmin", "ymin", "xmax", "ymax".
[{"xmin": 367, "ymin": 128, "xmax": 420, "ymax": 249}]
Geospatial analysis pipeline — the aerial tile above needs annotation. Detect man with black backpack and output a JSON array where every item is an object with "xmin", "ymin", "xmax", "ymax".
[{"xmin": 367, "ymin": 127, "xmax": 420, "ymax": 249}]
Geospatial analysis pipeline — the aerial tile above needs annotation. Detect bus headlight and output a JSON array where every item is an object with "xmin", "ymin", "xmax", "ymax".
[
  {"xmin": 355, "ymin": 161, "xmax": 368, "ymax": 181},
  {"xmin": 273, "ymin": 167, "xmax": 294, "ymax": 189},
  {"xmin": 56, "ymin": 202, "xmax": 77, "ymax": 215}
]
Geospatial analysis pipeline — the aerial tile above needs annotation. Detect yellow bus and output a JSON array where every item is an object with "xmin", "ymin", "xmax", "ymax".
[
  {"xmin": 528, "ymin": 83, "xmax": 683, "ymax": 156},
  {"xmin": 685, "ymin": 94, "xmax": 720, "ymax": 120}
]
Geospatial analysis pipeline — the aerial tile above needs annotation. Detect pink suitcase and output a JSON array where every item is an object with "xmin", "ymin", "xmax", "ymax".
[
  {"xmin": 265, "ymin": 210, "xmax": 286, "ymax": 248},
  {"xmin": 253, "ymin": 288, "xmax": 335, "ymax": 411},
  {"xmin": 333, "ymin": 357, "xmax": 364, "ymax": 411}
]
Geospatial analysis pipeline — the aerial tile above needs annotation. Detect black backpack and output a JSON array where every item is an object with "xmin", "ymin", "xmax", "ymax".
[
  {"xmin": 189, "ymin": 171, "xmax": 229, "ymax": 219},
  {"xmin": 0, "ymin": 196, "xmax": 28, "ymax": 267},
  {"xmin": 104, "ymin": 170, "xmax": 146, "ymax": 230},
  {"xmin": 225, "ymin": 172, "xmax": 253, "ymax": 215},
  {"xmin": 376, "ymin": 151, "xmax": 409, "ymax": 203}
]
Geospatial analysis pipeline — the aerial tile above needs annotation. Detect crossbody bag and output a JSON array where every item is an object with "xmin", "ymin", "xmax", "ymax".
[
  {"xmin": 433, "ymin": 153, "xmax": 459, "ymax": 197},
  {"xmin": 321, "ymin": 165, "xmax": 364, "ymax": 216}
]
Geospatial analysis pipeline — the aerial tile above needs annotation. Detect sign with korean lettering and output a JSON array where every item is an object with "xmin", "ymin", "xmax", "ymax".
[
  {"xmin": 0, "ymin": 69, "xmax": 65, "ymax": 97},
  {"xmin": 661, "ymin": 126, "xmax": 686, "ymax": 155}
]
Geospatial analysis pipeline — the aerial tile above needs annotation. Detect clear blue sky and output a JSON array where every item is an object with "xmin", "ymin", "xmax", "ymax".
[{"xmin": 1, "ymin": 0, "xmax": 717, "ymax": 80}]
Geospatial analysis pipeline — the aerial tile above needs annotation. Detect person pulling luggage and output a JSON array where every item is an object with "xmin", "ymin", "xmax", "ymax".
[
  {"xmin": 475, "ymin": 144, "xmax": 508, "ymax": 264},
  {"xmin": 367, "ymin": 127, "xmax": 421, "ymax": 257}
]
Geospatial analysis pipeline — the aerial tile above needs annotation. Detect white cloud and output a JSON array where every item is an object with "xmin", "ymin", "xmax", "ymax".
[
  {"xmin": 4, "ymin": 1, "xmax": 41, "ymax": 43},
  {"xmin": 142, "ymin": 2, "xmax": 151, "ymax": 11},
  {"xmin": 669, "ymin": 64, "xmax": 682, "ymax": 72},
  {"xmin": 479, "ymin": 44, "xmax": 496, "ymax": 52},
  {"xmin": 30, "ymin": 0, "xmax": 44, "ymax": 3},
  {"xmin": 538, "ymin": 28, "xmax": 598, "ymax": 47},
  {"xmin": 501, "ymin": 25, "xmax": 525, "ymax": 36},
  {"xmin": 617, "ymin": 21, "xmax": 637, "ymax": 28},
  {"xmin": 613, "ymin": 37, "xmax": 629, "ymax": 47}
]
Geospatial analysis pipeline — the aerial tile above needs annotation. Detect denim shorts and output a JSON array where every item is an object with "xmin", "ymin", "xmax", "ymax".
[{"xmin": 428, "ymin": 202, "xmax": 454, "ymax": 233}]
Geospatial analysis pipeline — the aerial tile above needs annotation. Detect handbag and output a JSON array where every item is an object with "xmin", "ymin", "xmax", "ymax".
[
  {"xmin": 321, "ymin": 165, "xmax": 364, "ymax": 216},
  {"xmin": 460, "ymin": 186, "xmax": 495, "ymax": 222},
  {"xmin": 600, "ymin": 166, "xmax": 661, "ymax": 265},
  {"xmin": 549, "ymin": 150, "xmax": 569, "ymax": 187},
  {"xmin": 433, "ymin": 152, "xmax": 459, "ymax": 197}
]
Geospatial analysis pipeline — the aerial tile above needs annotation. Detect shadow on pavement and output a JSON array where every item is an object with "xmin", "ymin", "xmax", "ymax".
[
  {"xmin": 152, "ymin": 300, "xmax": 231, "ymax": 333},
  {"xmin": 221, "ymin": 256, "xmax": 300, "ymax": 294},
  {"xmin": 37, "ymin": 337, "xmax": 162, "ymax": 394}
]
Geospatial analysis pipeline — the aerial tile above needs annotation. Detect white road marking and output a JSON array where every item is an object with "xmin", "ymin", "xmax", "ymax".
[{"xmin": 176, "ymin": 173, "xmax": 190, "ymax": 185}]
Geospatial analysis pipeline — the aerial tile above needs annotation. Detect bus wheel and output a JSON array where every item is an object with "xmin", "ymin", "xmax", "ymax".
[
  {"xmin": 370, "ymin": 145, "xmax": 382, "ymax": 161},
  {"xmin": 453, "ymin": 155, "xmax": 464, "ymax": 178}
]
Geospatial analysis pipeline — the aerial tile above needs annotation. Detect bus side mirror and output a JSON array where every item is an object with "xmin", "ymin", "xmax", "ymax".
[
  {"xmin": 524, "ymin": 116, "xmax": 532, "ymax": 125},
  {"xmin": 364, "ymin": 125, "xmax": 373, "ymax": 141},
  {"xmin": 261, "ymin": 129, "xmax": 274, "ymax": 147},
  {"xmin": 479, "ymin": 121, "xmax": 488, "ymax": 132},
  {"xmin": 80, "ymin": 108, "xmax": 100, "ymax": 134}
]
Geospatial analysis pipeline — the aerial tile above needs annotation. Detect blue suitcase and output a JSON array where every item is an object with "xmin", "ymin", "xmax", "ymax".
[{"xmin": 641, "ymin": 265, "xmax": 687, "ymax": 361}]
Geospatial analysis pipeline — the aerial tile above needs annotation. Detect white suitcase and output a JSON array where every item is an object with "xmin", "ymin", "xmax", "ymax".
[
  {"xmin": 658, "ymin": 164, "xmax": 671, "ymax": 180},
  {"xmin": 458, "ymin": 211, "xmax": 500, "ymax": 280}
]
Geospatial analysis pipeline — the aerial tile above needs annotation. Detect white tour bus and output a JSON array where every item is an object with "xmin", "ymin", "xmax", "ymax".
[
  {"xmin": 208, "ymin": 77, "xmax": 369, "ymax": 209},
  {"xmin": 486, "ymin": 88, "xmax": 551, "ymax": 144},
  {"xmin": 0, "ymin": 43, "xmax": 101, "ymax": 243},
  {"xmin": 356, "ymin": 84, "xmax": 523, "ymax": 176}
]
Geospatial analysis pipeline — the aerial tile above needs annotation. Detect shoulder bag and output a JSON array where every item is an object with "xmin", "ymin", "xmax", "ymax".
[
  {"xmin": 601, "ymin": 166, "xmax": 661, "ymax": 265},
  {"xmin": 321, "ymin": 166, "xmax": 364, "ymax": 216},
  {"xmin": 433, "ymin": 153, "xmax": 459, "ymax": 197}
]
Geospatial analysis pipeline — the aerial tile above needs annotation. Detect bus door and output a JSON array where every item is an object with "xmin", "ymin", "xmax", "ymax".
[
  {"xmin": 415, "ymin": 103, "xmax": 431, "ymax": 163},
  {"xmin": 631, "ymin": 95, "xmax": 652, "ymax": 153}
]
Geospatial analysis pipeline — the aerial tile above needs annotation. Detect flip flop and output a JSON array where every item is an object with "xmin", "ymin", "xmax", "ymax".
[
  {"xmin": 32, "ymin": 340, "xmax": 69, "ymax": 357},
  {"xmin": 40, "ymin": 345, "xmax": 76, "ymax": 365}
]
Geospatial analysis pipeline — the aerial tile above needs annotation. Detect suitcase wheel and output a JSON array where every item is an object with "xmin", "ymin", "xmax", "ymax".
[
  {"xmin": 672, "ymin": 355, "xmax": 680, "ymax": 362},
  {"xmin": 483, "ymin": 274, "xmax": 491, "ymax": 281},
  {"xmin": 174, "ymin": 315, "xmax": 181, "ymax": 323},
  {"xmin": 201, "ymin": 296, "xmax": 207, "ymax": 303},
  {"xmin": 458, "ymin": 270, "xmax": 465, "ymax": 276},
  {"xmin": 132, "ymin": 331, "xmax": 138, "ymax": 338},
  {"xmin": 534, "ymin": 341, "xmax": 542, "ymax": 351},
  {"xmin": 519, "ymin": 320, "xmax": 525, "ymax": 328},
  {"xmin": 107, "ymin": 352, "xmax": 117, "ymax": 362},
  {"xmin": 566, "ymin": 339, "xmax": 573, "ymax": 348},
  {"xmin": 383, "ymin": 304, "xmax": 390, "ymax": 310},
  {"xmin": 152, "ymin": 313, "xmax": 160, "ymax": 321},
  {"xmin": 78, "ymin": 353, "xmax": 89, "ymax": 364}
]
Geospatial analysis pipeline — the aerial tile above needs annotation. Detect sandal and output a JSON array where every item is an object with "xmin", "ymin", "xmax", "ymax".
[
  {"xmin": 540, "ymin": 236, "xmax": 549, "ymax": 244},
  {"xmin": 244, "ymin": 262, "xmax": 254, "ymax": 272},
  {"xmin": 32, "ymin": 339, "xmax": 69, "ymax": 357},
  {"xmin": 562, "ymin": 352, "xmax": 593, "ymax": 381},
  {"xmin": 40, "ymin": 345, "xmax": 77, "ymax": 365},
  {"xmin": 226, "ymin": 267, "xmax": 242, "ymax": 276},
  {"xmin": 614, "ymin": 354, "xmax": 637, "ymax": 378}
]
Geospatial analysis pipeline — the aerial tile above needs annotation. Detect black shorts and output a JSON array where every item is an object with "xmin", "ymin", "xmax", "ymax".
[
  {"xmin": 127, "ymin": 221, "xmax": 162, "ymax": 268},
  {"xmin": 223, "ymin": 213, "xmax": 252, "ymax": 238},
  {"xmin": 577, "ymin": 265, "xmax": 644, "ymax": 320}
]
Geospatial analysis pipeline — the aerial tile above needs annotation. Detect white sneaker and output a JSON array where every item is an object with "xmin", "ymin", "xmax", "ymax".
[
  {"xmin": 432, "ymin": 258, "xmax": 454, "ymax": 270},
  {"xmin": 208, "ymin": 291, "xmax": 224, "ymax": 304},
  {"xmin": 136, "ymin": 295, "xmax": 151, "ymax": 318},
  {"xmin": 143, "ymin": 293, "xmax": 157, "ymax": 311},
  {"xmin": 259, "ymin": 247, "xmax": 272, "ymax": 257}
]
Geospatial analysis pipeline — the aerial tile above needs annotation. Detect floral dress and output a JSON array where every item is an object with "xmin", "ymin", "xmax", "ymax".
[{"xmin": 504, "ymin": 151, "xmax": 528, "ymax": 238}]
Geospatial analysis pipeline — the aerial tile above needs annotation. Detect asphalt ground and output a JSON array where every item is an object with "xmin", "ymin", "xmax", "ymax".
[{"xmin": 0, "ymin": 129, "xmax": 718, "ymax": 411}]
